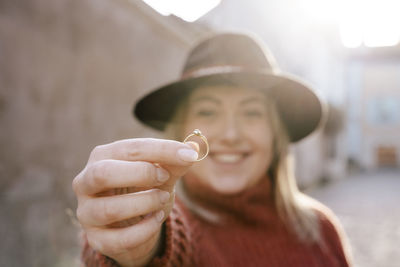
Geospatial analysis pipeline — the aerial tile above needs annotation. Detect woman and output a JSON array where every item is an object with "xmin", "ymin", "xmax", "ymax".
[{"xmin": 73, "ymin": 33, "xmax": 352, "ymax": 266}]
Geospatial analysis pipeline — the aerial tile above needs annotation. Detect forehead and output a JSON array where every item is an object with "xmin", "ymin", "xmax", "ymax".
[{"xmin": 188, "ymin": 85, "xmax": 266, "ymax": 103}]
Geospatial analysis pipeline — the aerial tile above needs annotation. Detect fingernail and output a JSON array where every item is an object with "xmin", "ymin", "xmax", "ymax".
[
  {"xmin": 156, "ymin": 210, "xmax": 164, "ymax": 222},
  {"xmin": 177, "ymin": 148, "xmax": 198, "ymax": 162},
  {"xmin": 156, "ymin": 167, "xmax": 169, "ymax": 182},
  {"xmin": 159, "ymin": 191, "xmax": 170, "ymax": 203}
]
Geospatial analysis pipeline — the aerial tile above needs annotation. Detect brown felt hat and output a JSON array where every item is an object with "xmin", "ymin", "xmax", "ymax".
[{"xmin": 133, "ymin": 32, "xmax": 325, "ymax": 142}]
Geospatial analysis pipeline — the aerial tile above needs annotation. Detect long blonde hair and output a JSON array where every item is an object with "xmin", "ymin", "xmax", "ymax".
[
  {"xmin": 165, "ymin": 88, "xmax": 321, "ymax": 243},
  {"xmin": 266, "ymin": 96, "xmax": 320, "ymax": 243}
]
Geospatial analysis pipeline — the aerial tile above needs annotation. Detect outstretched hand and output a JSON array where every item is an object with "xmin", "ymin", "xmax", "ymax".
[{"xmin": 72, "ymin": 138, "xmax": 199, "ymax": 267}]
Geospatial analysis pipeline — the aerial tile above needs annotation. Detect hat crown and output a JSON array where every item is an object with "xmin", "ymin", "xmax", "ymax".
[
  {"xmin": 134, "ymin": 32, "xmax": 323, "ymax": 142},
  {"xmin": 182, "ymin": 33, "xmax": 279, "ymax": 77}
]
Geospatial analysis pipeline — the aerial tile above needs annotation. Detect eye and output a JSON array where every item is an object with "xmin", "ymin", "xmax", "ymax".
[
  {"xmin": 243, "ymin": 109, "xmax": 264, "ymax": 117},
  {"xmin": 196, "ymin": 109, "xmax": 217, "ymax": 117}
]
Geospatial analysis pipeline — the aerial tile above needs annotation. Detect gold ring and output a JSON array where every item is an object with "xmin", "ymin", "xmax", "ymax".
[{"xmin": 183, "ymin": 129, "xmax": 209, "ymax": 161}]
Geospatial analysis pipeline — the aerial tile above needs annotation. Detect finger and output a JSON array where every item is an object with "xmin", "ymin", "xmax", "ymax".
[
  {"xmin": 77, "ymin": 189, "xmax": 170, "ymax": 227},
  {"xmin": 155, "ymin": 141, "xmax": 201, "ymax": 190},
  {"xmin": 75, "ymin": 160, "xmax": 170, "ymax": 195},
  {"xmin": 185, "ymin": 141, "xmax": 200, "ymax": 154},
  {"xmin": 88, "ymin": 138, "xmax": 199, "ymax": 166},
  {"xmin": 86, "ymin": 210, "xmax": 165, "ymax": 255}
]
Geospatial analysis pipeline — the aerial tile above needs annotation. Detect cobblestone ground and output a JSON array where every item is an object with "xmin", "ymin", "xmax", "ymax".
[{"xmin": 307, "ymin": 170, "xmax": 400, "ymax": 267}]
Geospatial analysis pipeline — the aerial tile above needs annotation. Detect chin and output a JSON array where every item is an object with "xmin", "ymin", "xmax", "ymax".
[{"xmin": 209, "ymin": 176, "xmax": 250, "ymax": 195}]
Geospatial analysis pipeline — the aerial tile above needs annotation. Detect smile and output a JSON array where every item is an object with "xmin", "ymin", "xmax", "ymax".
[{"xmin": 211, "ymin": 153, "xmax": 249, "ymax": 164}]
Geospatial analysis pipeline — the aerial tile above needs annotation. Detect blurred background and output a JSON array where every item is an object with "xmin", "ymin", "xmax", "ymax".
[{"xmin": 1, "ymin": 0, "xmax": 399, "ymax": 266}]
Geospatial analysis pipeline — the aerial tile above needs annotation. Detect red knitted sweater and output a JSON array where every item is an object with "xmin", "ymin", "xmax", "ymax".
[{"xmin": 81, "ymin": 178, "xmax": 351, "ymax": 267}]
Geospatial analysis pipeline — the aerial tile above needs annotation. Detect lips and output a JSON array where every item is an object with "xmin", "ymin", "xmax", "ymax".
[{"xmin": 211, "ymin": 152, "xmax": 249, "ymax": 164}]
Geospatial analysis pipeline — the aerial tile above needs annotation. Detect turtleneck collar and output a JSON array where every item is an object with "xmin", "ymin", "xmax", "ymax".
[{"xmin": 181, "ymin": 175, "xmax": 277, "ymax": 226}]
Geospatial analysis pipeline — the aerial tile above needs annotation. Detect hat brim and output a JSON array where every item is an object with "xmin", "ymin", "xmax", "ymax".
[{"xmin": 133, "ymin": 71, "xmax": 325, "ymax": 142}]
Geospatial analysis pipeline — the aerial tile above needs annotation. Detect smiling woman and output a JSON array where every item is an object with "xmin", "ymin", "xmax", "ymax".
[
  {"xmin": 181, "ymin": 86, "xmax": 274, "ymax": 195},
  {"xmin": 73, "ymin": 32, "xmax": 352, "ymax": 267}
]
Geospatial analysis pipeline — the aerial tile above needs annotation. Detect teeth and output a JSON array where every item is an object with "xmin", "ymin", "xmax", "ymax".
[{"xmin": 213, "ymin": 154, "xmax": 243, "ymax": 163}]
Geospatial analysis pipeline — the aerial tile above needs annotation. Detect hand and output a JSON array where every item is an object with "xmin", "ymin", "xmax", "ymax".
[{"xmin": 72, "ymin": 138, "xmax": 199, "ymax": 267}]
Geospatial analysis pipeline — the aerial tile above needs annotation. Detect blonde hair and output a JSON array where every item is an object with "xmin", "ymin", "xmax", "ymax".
[
  {"xmin": 165, "ymin": 88, "xmax": 321, "ymax": 243},
  {"xmin": 266, "ymin": 97, "xmax": 320, "ymax": 243}
]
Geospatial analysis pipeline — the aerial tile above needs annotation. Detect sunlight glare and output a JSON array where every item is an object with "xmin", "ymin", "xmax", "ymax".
[
  {"xmin": 142, "ymin": 0, "xmax": 221, "ymax": 22},
  {"xmin": 340, "ymin": 0, "xmax": 400, "ymax": 47},
  {"xmin": 304, "ymin": 0, "xmax": 400, "ymax": 48}
]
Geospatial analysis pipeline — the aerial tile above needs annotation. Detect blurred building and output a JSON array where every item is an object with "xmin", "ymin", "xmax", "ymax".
[{"xmin": 345, "ymin": 48, "xmax": 400, "ymax": 170}]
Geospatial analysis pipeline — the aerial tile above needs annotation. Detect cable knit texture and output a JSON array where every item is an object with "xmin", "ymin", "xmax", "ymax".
[
  {"xmin": 81, "ymin": 202, "xmax": 194, "ymax": 267},
  {"xmin": 80, "ymin": 178, "xmax": 350, "ymax": 267}
]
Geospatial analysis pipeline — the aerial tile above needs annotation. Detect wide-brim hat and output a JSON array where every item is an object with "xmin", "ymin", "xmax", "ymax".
[{"xmin": 134, "ymin": 32, "xmax": 325, "ymax": 142}]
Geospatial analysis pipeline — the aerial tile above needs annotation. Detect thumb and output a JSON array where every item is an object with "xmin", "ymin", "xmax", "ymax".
[
  {"xmin": 157, "ymin": 141, "xmax": 200, "ymax": 190},
  {"xmin": 185, "ymin": 141, "xmax": 200, "ymax": 156}
]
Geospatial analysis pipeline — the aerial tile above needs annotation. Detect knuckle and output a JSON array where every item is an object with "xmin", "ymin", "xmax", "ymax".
[
  {"xmin": 75, "ymin": 206, "xmax": 85, "ymax": 224},
  {"xmin": 102, "ymin": 199, "xmax": 119, "ymax": 222},
  {"xmin": 72, "ymin": 170, "xmax": 86, "ymax": 194},
  {"xmin": 88, "ymin": 161, "xmax": 109, "ymax": 188},
  {"xmin": 125, "ymin": 139, "xmax": 145, "ymax": 160},
  {"xmin": 89, "ymin": 145, "xmax": 105, "ymax": 160},
  {"xmin": 86, "ymin": 231, "xmax": 101, "ymax": 250},
  {"xmin": 71, "ymin": 176, "xmax": 80, "ymax": 194}
]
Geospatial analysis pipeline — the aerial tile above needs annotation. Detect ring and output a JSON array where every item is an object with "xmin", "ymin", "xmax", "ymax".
[{"xmin": 183, "ymin": 129, "xmax": 209, "ymax": 161}]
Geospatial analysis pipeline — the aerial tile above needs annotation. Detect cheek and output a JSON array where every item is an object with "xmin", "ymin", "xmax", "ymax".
[
  {"xmin": 260, "ymin": 132, "xmax": 273, "ymax": 153},
  {"xmin": 251, "ymin": 125, "xmax": 274, "ymax": 166},
  {"xmin": 249, "ymin": 122, "xmax": 273, "ymax": 148}
]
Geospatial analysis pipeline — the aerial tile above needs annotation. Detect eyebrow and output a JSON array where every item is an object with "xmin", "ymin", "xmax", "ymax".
[
  {"xmin": 239, "ymin": 97, "xmax": 265, "ymax": 105},
  {"xmin": 190, "ymin": 95, "xmax": 265, "ymax": 106},
  {"xmin": 191, "ymin": 96, "xmax": 221, "ymax": 104}
]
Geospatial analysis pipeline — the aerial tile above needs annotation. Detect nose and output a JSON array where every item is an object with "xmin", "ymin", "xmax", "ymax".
[{"xmin": 219, "ymin": 113, "xmax": 241, "ymax": 145}]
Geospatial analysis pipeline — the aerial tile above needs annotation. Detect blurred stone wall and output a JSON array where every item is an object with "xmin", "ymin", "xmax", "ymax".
[{"xmin": 0, "ymin": 0, "xmax": 207, "ymax": 266}]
